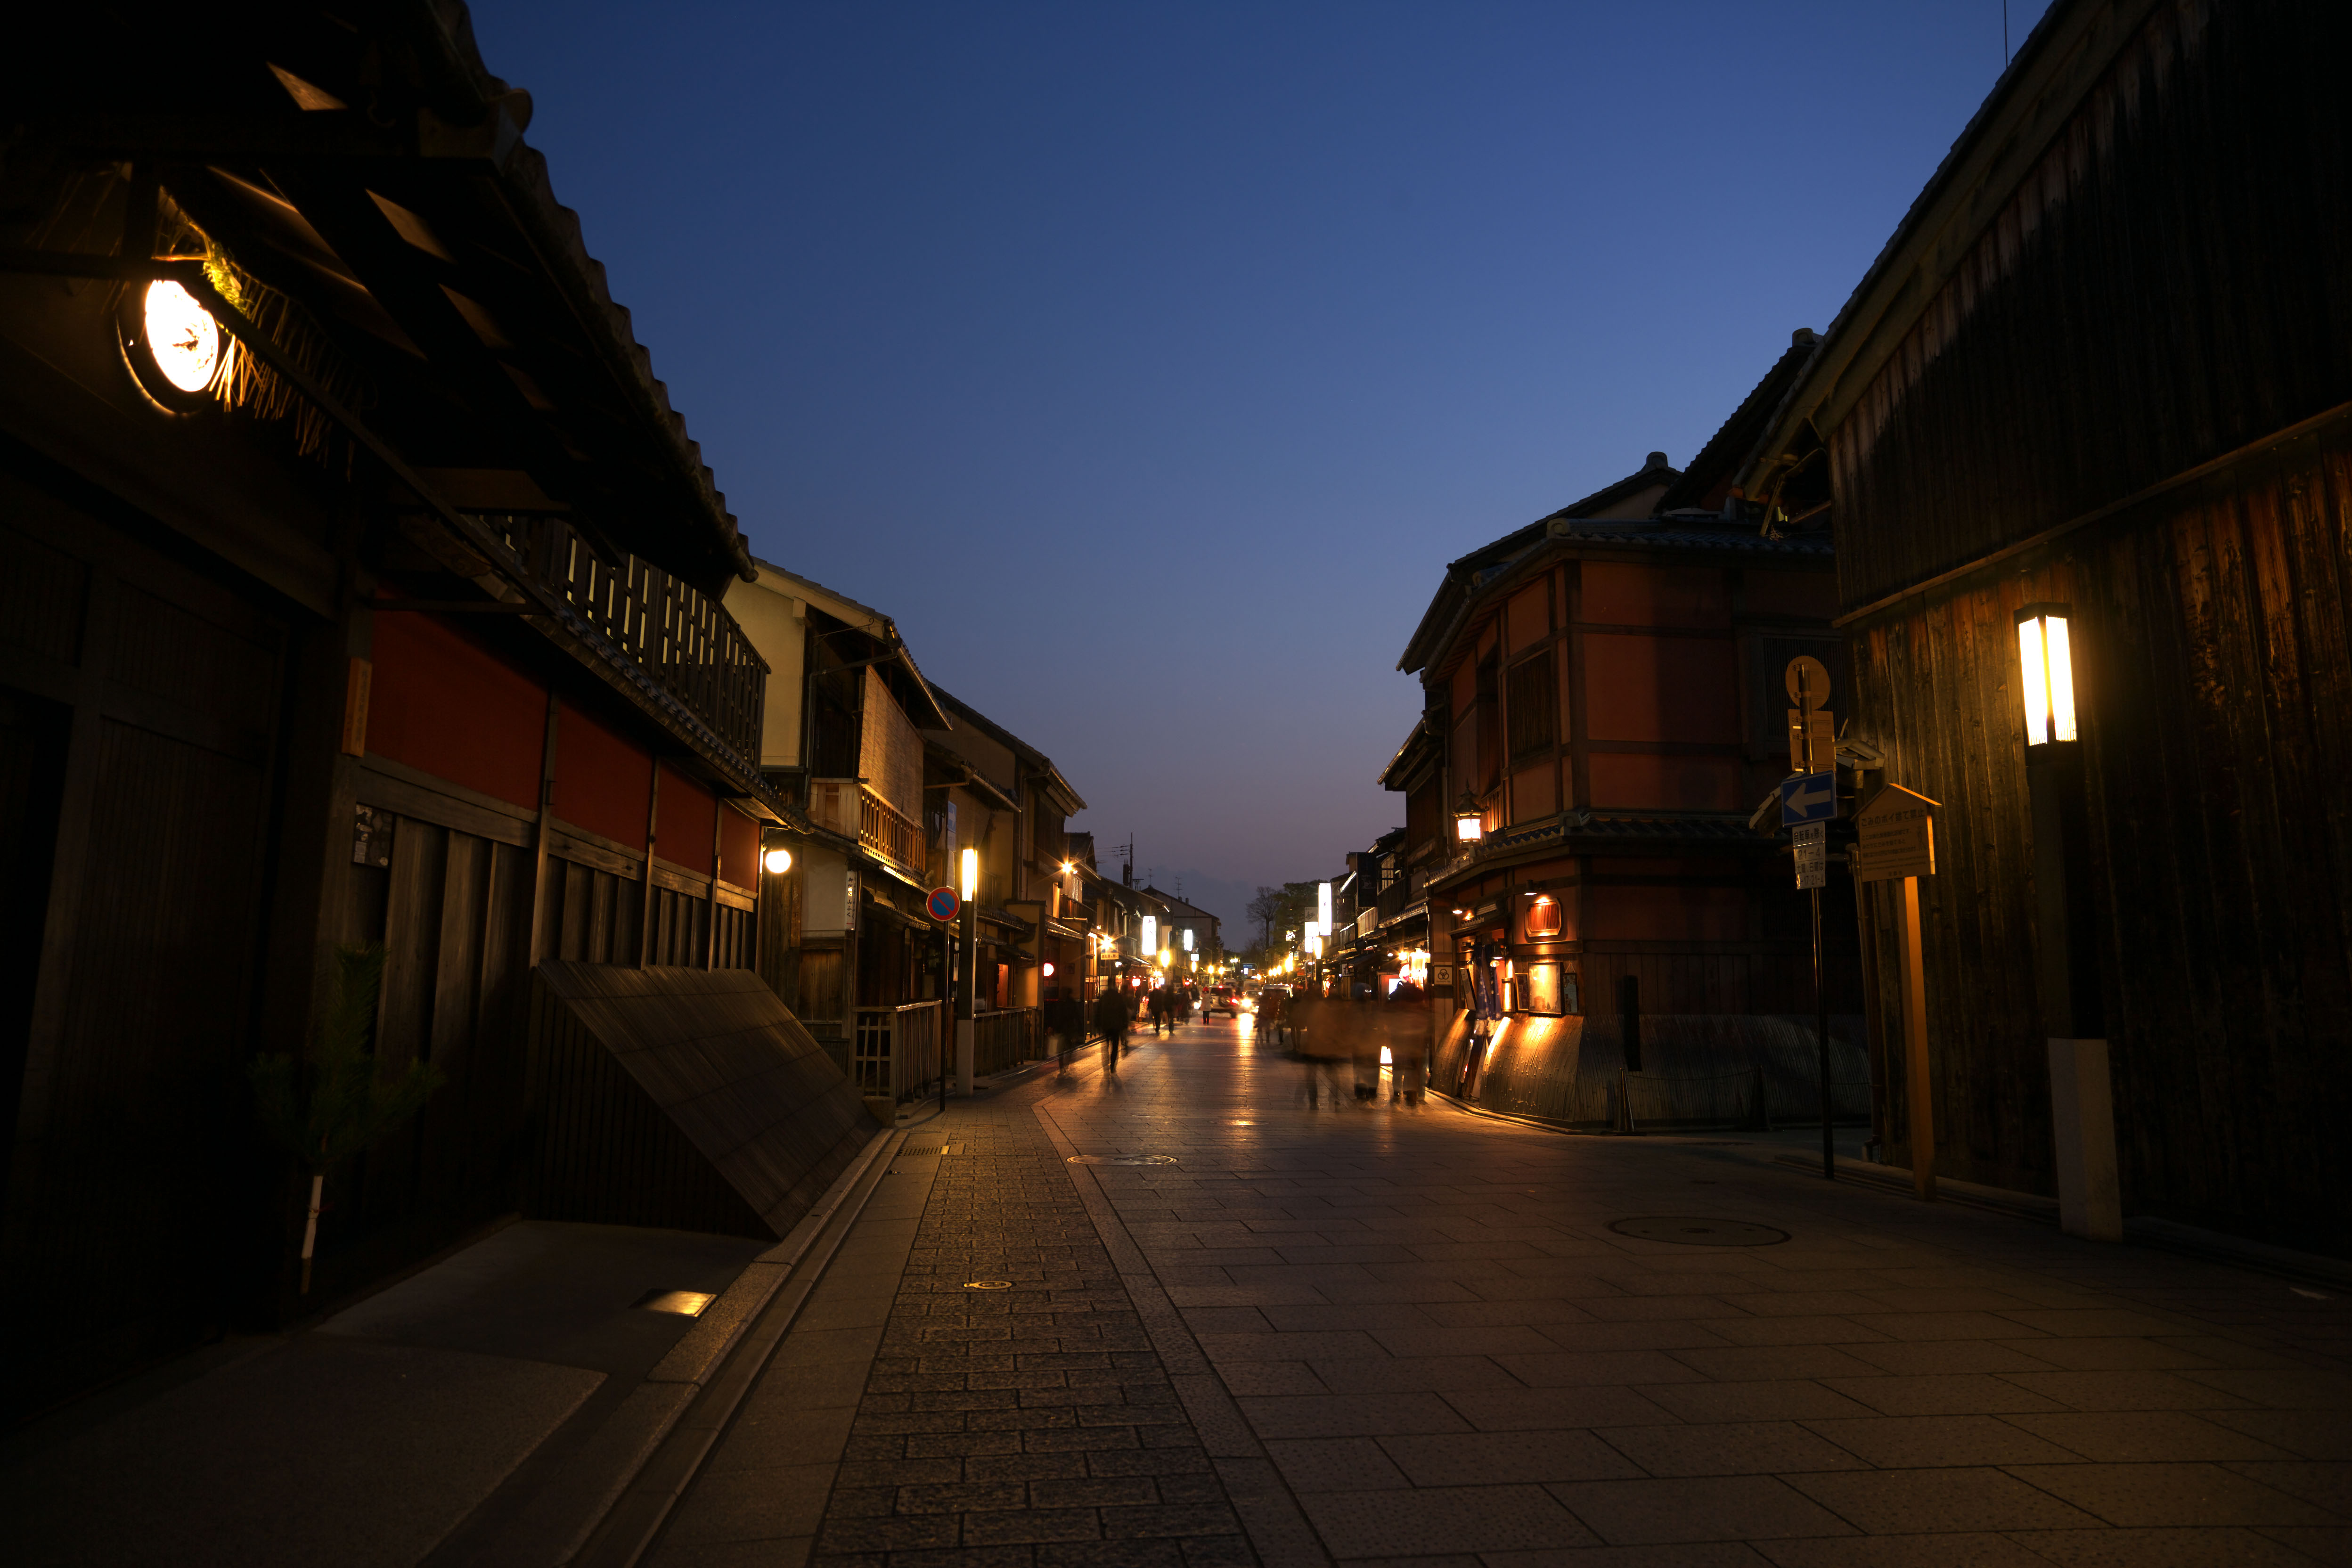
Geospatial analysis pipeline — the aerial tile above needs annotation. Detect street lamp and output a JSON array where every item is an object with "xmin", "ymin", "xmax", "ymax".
[
  {"xmin": 960, "ymin": 846, "xmax": 978, "ymax": 902},
  {"xmin": 762, "ymin": 846, "xmax": 793, "ymax": 875},
  {"xmin": 2014, "ymin": 598, "xmax": 2115, "ymax": 1241},
  {"xmin": 1454, "ymin": 792, "xmax": 1485, "ymax": 844},
  {"xmin": 2015, "ymin": 604, "xmax": 2079, "ymax": 746}
]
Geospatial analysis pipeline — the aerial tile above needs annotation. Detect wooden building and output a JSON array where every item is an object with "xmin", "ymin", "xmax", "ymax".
[
  {"xmin": 1385, "ymin": 351, "xmax": 1865, "ymax": 1124},
  {"xmin": 727, "ymin": 559, "xmax": 1096, "ymax": 1091},
  {"xmin": 0, "ymin": 6, "xmax": 864, "ymax": 1414},
  {"xmin": 1734, "ymin": 0, "xmax": 2352, "ymax": 1248}
]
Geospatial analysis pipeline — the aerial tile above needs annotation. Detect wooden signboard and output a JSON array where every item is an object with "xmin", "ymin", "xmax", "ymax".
[
  {"xmin": 1855, "ymin": 783, "xmax": 1936, "ymax": 882},
  {"xmin": 1854, "ymin": 782, "xmax": 1939, "ymax": 1201}
]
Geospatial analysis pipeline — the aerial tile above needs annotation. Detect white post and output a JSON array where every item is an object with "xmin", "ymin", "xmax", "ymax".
[{"xmin": 2048, "ymin": 1038, "xmax": 2123, "ymax": 1241}]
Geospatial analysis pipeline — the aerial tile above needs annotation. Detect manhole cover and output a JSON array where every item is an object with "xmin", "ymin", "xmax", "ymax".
[
  {"xmin": 963, "ymin": 1280, "xmax": 1013, "ymax": 1290},
  {"xmin": 1066, "ymin": 1154, "xmax": 1177, "ymax": 1166},
  {"xmin": 1609, "ymin": 1217, "xmax": 1789, "ymax": 1246}
]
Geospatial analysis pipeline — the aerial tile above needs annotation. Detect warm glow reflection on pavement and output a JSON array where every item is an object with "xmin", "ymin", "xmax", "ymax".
[{"xmin": 1013, "ymin": 1016, "xmax": 2352, "ymax": 1561}]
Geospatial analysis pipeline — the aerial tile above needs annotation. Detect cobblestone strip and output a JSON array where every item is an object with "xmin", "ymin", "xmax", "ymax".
[
  {"xmin": 1029, "ymin": 1102, "xmax": 1332, "ymax": 1568},
  {"xmin": 811, "ymin": 1098, "xmax": 1255, "ymax": 1568}
]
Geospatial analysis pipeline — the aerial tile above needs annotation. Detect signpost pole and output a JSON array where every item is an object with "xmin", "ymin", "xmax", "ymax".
[
  {"xmin": 1813, "ymin": 885, "xmax": 1833, "ymax": 1180},
  {"xmin": 1899, "ymin": 874, "xmax": 1934, "ymax": 1201}
]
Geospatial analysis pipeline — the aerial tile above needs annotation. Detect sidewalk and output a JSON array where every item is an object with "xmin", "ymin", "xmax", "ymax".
[{"xmin": 11, "ymin": 1020, "xmax": 2349, "ymax": 1566}]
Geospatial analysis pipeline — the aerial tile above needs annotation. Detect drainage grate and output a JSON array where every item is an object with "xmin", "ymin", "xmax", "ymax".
[
  {"xmin": 1066, "ymin": 1154, "xmax": 1176, "ymax": 1166},
  {"xmin": 1609, "ymin": 1217, "xmax": 1789, "ymax": 1247},
  {"xmin": 632, "ymin": 1289, "xmax": 718, "ymax": 1315}
]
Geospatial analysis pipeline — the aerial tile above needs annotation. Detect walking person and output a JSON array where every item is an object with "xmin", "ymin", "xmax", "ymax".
[
  {"xmin": 1384, "ymin": 977, "xmax": 1430, "ymax": 1106},
  {"xmin": 1092, "ymin": 986, "xmax": 1128, "ymax": 1074}
]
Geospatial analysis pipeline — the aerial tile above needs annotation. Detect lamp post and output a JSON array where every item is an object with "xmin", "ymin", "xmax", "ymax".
[
  {"xmin": 956, "ymin": 845, "xmax": 979, "ymax": 1096},
  {"xmin": 2017, "ymin": 603, "xmax": 2120, "ymax": 1241}
]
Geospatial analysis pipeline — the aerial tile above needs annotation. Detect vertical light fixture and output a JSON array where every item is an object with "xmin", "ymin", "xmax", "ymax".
[
  {"xmin": 959, "ymin": 845, "xmax": 979, "ymax": 901},
  {"xmin": 2015, "ymin": 604, "xmax": 2078, "ymax": 746},
  {"xmin": 1317, "ymin": 882, "xmax": 1333, "ymax": 932},
  {"xmin": 1141, "ymin": 914, "xmax": 1157, "ymax": 954}
]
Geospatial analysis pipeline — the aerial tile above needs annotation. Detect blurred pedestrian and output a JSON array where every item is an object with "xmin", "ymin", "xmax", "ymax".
[
  {"xmin": 1092, "ymin": 986, "xmax": 1128, "ymax": 1073},
  {"xmin": 1384, "ymin": 978, "xmax": 1430, "ymax": 1106}
]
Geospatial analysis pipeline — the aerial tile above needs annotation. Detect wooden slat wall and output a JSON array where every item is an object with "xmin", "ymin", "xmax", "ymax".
[
  {"xmin": 0, "ymin": 492, "xmax": 289, "ymax": 1414},
  {"xmin": 520, "ymin": 978, "xmax": 767, "ymax": 1235},
  {"xmin": 323, "ymin": 787, "xmax": 764, "ymax": 1285},
  {"xmin": 1833, "ymin": 0, "xmax": 2352, "ymax": 606},
  {"xmin": 1851, "ymin": 447, "xmax": 2352, "ymax": 1241}
]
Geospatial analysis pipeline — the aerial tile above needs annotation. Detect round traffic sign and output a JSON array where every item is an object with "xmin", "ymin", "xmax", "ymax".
[
  {"xmin": 1784, "ymin": 654, "xmax": 1831, "ymax": 710},
  {"xmin": 925, "ymin": 886, "xmax": 960, "ymax": 922}
]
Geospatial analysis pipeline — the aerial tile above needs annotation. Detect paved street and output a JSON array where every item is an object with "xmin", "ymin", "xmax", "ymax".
[{"xmin": 648, "ymin": 1017, "xmax": 2352, "ymax": 1567}]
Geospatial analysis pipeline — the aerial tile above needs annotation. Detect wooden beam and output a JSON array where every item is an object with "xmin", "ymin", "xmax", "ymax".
[
  {"xmin": 639, "ymin": 759, "xmax": 662, "ymax": 967},
  {"xmin": 525, "ymin": 692, "xmax": 560, "ymax": 964}
]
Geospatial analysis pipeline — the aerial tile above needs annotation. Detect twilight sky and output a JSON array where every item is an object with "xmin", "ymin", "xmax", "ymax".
[{"xmin": 471, "ymin": 0, "xmax": 2046, "ymax": 935}]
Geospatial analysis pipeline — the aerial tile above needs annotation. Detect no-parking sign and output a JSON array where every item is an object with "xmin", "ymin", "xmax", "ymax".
[{"xmin": 925, "ymin": 886, "xmax": 960, "ymax": 922}]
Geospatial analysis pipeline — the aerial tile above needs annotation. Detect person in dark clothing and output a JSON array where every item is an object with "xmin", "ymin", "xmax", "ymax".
[
  {"xmin": 1384, "ymin": 979, "xmax": 1431, "ymax": 1106},
  {"xmin": 1092, "ymin": 987, "xmax": 1128, "ymax": 1072}
]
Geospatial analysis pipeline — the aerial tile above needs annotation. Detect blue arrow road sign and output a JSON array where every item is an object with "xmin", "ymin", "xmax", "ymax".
[{"xmin": 1780, "ymin": 771, "xmax": 1839, "ymax": 826}]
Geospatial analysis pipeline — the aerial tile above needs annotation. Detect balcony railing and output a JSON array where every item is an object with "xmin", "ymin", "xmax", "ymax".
[
  {"xmin": 484, "ymin": 514, "xmax": 768, "ymax": 768},
  {"xmin": 808, "ymin": 778, "xmax": 922, "ymax": 872}
]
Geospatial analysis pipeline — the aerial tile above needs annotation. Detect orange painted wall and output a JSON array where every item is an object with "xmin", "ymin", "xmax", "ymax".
[
  {"xmin": 656, "ymin": 763, "xmax": 716, "ymax": 875},
  {"xmin": 367, "ymin": 611, "xmax": 545, "ymax": 811},
  {"xmin": 719, "ymin": 806, "xmax": 760, "ymax": 891},
  {"xmin": 1589, "ymin": 882, "xmax": 1749, "ymax": 941},
  {"xmin": 553, "ymin": 701, "xmax": 650, "ymax": 848},
  {"xmin": 1505, "ymin": 580, "xmax": 1550, "ymax": 653},
  {"xmin": 1588, "ymin": 753, "xmax": 1744, "ymax": 811},
  {"xmin": 1583, "ymin": 635, "xmax": 1739, "ymax": 742},
  {"xmin": 1582, "ymin": 562, "xmax": 1728, "ymax": 628},
  {"xmin": 1510, "ymin": 760, "xmax": 1558, "ymax": 822}
]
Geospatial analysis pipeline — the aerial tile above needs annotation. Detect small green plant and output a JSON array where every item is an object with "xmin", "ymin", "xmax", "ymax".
[{"xmin": 247, "ymin": 945, "xmax": 443, "ymax": 1292}]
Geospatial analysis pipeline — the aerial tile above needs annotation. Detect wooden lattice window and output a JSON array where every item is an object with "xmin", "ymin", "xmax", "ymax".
[{"xmin": 1506, "ymin": 650, "xmax": 1557, "ymax": 760}]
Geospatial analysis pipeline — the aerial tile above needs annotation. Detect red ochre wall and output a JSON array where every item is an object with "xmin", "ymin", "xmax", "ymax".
[
  {"xmin": 371, "ymin": 615, "xmax": 744, "ymax": 883},
  {"xmin": 656, "ymin": 763, "xmax": 715, "ymax": 875},
  {"xmin": 552, "ymin": 700, "xmax": 651, "ymax": 848},
  {"xmin": 368, "ymin": 611, "xmax": 545, "ymax": 810},
  {"xmin": 719, "ymin": 808, "xmax": 759, "ymax": 891}
]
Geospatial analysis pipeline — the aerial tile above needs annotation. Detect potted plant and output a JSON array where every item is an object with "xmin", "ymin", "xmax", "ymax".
[{"xmin": 247, "ymin": 945, "xmax": 441, "ymax": 1293}]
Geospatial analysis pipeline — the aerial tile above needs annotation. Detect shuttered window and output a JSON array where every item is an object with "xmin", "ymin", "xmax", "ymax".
[{"xmin": 1507, "ymin": 650, "xmax": 1557, "ymax": 760}]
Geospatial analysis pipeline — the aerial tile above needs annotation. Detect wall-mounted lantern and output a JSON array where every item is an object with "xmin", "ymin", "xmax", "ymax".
[
  {"xmin": 2015, "ymin": 603, "xmax": 2078, "ymax": 746},
  {"xmin": 1453, "ymin": 792, "xmax": 1484, "ymax": 843},
  {"xmin": 122, "ymin": 278, "xmax": 229, "ymax": 411},
  {"xmin": 762, "ymin": 846, "xmax": 794, "ymax": 875}
]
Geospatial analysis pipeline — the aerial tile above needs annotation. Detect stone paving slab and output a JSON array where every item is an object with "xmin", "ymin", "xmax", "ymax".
[{"xmin": 1022, "ymin": 1019, "xmax": 2352, "ymax": 1565}]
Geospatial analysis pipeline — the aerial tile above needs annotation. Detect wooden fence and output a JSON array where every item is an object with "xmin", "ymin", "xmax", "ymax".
[{"xmin": 852, "ymin": 1000, "xmax": 943, "ymax": 1103}]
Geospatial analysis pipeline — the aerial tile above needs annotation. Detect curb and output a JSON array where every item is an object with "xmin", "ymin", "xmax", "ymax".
[{"xmin": 553, "ymin": 1125, "xmax": 905, "ymax": 1566}]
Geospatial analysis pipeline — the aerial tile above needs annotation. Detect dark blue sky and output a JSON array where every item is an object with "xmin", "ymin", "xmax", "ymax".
[{"xmin": 472, "ymin": 0, "xmax": 2044, "ymax": 933}]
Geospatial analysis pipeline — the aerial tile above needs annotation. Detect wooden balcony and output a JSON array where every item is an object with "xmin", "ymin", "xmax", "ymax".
[
  {"xmin": 808, "ymin": 778, "xmax": 923, "ymax": 873},
  {"xmin": 485, "ymin": 514, "xmax": 768, "ymax": 770}
]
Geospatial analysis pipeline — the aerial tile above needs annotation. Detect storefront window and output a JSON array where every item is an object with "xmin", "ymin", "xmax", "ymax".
[{"xmin": 1524, "ymin": 961, "xmax": 1579, "ymax": 1017}]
